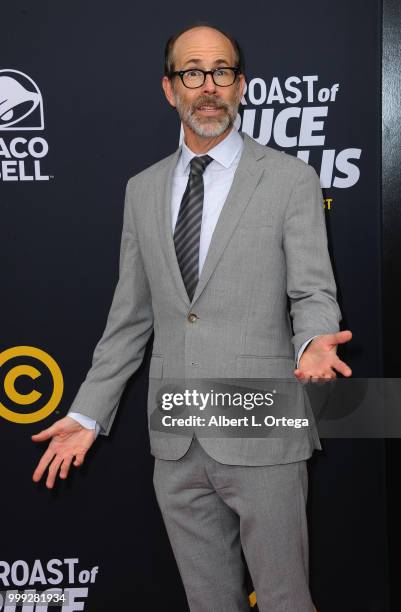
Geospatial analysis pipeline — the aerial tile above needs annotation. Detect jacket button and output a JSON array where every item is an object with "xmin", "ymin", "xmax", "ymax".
[{"xmin": 187, "ymin": 313, "xmax": 198, "ymax": 323}]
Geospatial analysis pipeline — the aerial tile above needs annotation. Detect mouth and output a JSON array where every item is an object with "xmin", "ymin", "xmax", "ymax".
[{"xmin": 195, "ymin": 105, "xmax": 224, "ymax": 116}]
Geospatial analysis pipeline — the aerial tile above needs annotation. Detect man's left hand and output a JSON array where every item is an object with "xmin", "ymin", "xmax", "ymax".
[{"xmin": 294, "ymin": 330, "xmax": 352, "ymax": 382}]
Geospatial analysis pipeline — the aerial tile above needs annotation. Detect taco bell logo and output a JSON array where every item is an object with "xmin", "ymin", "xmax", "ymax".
[
  {"xmin": 0, "ymin": 69, "xmax": 44, "ymax": 130},
  {"xmin": 0, "ymin": 69, "xmax": 50, "ymax": 181}
]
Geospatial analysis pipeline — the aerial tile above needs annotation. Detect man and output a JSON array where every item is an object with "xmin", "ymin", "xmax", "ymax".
[{"xmin": 32, "ymin": 24, "xmax": 352, "ymax": 611}]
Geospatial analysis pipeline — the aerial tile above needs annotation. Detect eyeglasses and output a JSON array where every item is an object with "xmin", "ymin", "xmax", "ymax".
[{"xmin": 169, "ymin": 67, "xmax": 240, "ymax": 89}]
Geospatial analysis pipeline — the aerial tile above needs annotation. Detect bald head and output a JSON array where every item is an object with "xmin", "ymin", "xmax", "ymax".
[{"xmin": 164, "ymin": 24, "xmax": 243, "ymax": 76}]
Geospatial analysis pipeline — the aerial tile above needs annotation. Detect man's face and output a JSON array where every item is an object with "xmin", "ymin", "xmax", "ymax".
[{"xmin": 163, "ymin": 27, "xmax": 245, "ymax": 138}]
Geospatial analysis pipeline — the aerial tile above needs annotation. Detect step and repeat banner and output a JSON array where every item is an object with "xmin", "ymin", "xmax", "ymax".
[{"xmin": 1, "ymin": 1, "xmax": 386, "ymax": 610}]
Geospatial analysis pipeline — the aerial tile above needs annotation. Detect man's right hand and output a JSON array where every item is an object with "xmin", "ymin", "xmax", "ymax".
[{"xmin": 31, "ymin": 416, "xmax": 96, "ymax": 489}]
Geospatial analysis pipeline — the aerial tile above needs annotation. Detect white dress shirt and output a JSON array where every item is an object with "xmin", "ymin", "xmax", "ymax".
[{"xmin": 69, "ymin": 128, "xmax": 315, "ymax": 436}]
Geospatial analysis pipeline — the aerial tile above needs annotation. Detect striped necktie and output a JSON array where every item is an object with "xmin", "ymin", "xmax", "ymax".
[{"xmin": 173, "ymin": 154, "xmax": 213, "ymax": 301}]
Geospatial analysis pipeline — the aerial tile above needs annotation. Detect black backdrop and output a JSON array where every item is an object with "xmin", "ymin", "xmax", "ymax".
[{"xmin": 0, "ymin": 1, "xmax": 390, "ymax": 610}]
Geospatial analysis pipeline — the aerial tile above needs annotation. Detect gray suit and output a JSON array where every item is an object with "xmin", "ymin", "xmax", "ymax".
[
  {"xmin": 69, "ymin": 131, "xmax": 340, "ymax": 610},
  {"xmin": 69, "ymin": 131, "xmax": 340, "ymax": 462}
]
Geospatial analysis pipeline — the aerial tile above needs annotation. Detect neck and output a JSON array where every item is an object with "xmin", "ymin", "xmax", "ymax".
[{"xmin": 183, "ymin": 125, "xmax": 232, "ymax": 154}]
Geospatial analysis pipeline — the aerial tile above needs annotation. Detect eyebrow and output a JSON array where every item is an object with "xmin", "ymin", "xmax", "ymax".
[{"xmin": 182, "ymin": 58, "xmax": 232, "ymax": 68}]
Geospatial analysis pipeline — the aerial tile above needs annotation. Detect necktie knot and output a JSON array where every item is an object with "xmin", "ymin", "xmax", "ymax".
[{"xmin": 189, "ymin": 155, "xmax": 213, "ymax": 177}]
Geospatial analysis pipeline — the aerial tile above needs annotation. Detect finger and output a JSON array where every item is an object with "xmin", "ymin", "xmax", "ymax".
[
  {"xmin": 73, "ymin": 452, "xmax": 86, "ymax": 468},
  {"xmin": 330, "ymin": 330, "xmax": 352, "ymax": 346},
  {"xmin": 295, "ymin": 371, "xmax": 311, "ymax": 384},
  {"xmin": 323, "ymin": 372, "xmax": 337, "ymax": 381},
  {"xmin": 294, "ymin": 369, "xmax": 309, "ymax": 384},
  {"xmin": 46, "ymin": 456, "xmax": 64, "ymax": 489},
  {"xmin": 31, "ymin": 423, "xmax": 61, "ymax": 442},
  {"xmin": 32, "ymin": 448, "xmax": 57, "ymax": 482},
  {"xmin": 310, "ymin": 375, "xmax": 331, "ymax": 385},
  {"xmin": 298, "ymin": 369, "xmax": 337, "ymax": 384},
  {"xmin": 333, "ymin": 357, "xmax": 352, "ymax": 377},
  {"xmin": 294, "ymin": 368, "xmax": 316, "ymax": 379},
  {"xmin": 59, "ymin": 456, "xmax": 73, "ymax": 479},
  {"xmin": 314, "ymin": 330, "xmax": 352, "ymax": 349}
]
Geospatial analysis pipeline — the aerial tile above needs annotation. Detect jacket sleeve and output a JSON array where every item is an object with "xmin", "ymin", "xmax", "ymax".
[
  {"xmin": 68, "ymin": 178, "xmax": 154, "ymax": 435},
  {"xmin": 283, "ymin": 162, "xmax": 342, "ymax": 358}
]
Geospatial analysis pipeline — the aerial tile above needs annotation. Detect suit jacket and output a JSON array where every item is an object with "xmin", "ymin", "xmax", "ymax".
[{"xmin": 68, "ymin": 132, "xmax": 341, "ymax": 465}]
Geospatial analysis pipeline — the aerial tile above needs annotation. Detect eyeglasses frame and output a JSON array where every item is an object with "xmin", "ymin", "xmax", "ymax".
[{"xmin": 169, "ymin": 66, "xmax": 241, "ymax": 88}]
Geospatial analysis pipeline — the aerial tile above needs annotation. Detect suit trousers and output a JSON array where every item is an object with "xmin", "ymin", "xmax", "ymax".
[{"xmin": 153, "ymin": 435, "xmax": 314, "ymax": 612}]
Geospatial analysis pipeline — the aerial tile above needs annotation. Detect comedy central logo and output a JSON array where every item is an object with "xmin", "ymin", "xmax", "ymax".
[
  {"xmin": 0, "ymin": 346, "xmax": 63, "ymax": 424},
  {"xmin": 0, "ymin": 69, "xmax": 44, "ymax": 130},
  {"xmin": 0, "ymin": 69, "xmax": 50, "ymax": 181}
]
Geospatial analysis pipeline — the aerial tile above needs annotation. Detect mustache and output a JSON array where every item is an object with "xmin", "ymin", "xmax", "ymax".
[{"xmin": 192, "ymin": 96, "xmax": 230, "ymax": 111}]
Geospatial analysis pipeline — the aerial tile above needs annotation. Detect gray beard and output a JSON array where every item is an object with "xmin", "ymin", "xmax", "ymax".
[{"xmin": 173, "ymin": 92, "xmax": 239, "ymax": 138}]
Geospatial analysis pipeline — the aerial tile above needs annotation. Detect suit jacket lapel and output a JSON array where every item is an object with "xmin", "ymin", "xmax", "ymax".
[{"xmin": 155, "ymin": 146, "xmax": 191, "ymax": 308}]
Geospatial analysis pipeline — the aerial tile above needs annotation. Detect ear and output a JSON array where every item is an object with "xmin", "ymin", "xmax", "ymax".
[
  {"xmin": 238, "ymin": 73, "xmax": 246, "ymax": 99},
  {"xmin": 162, "ymin": 76, "xmax": 176, "ymax": 108}
]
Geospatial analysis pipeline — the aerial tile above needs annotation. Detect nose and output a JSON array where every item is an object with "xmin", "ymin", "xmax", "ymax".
[{"xmin": 202, "ymin": 72, "xmax": 217, "ymax": 94}]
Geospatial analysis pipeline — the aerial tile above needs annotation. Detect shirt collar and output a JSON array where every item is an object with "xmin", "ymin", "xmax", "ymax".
[{"xmin": 180, "ymin": 128, "xmax": 244, "ymax": 173}]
